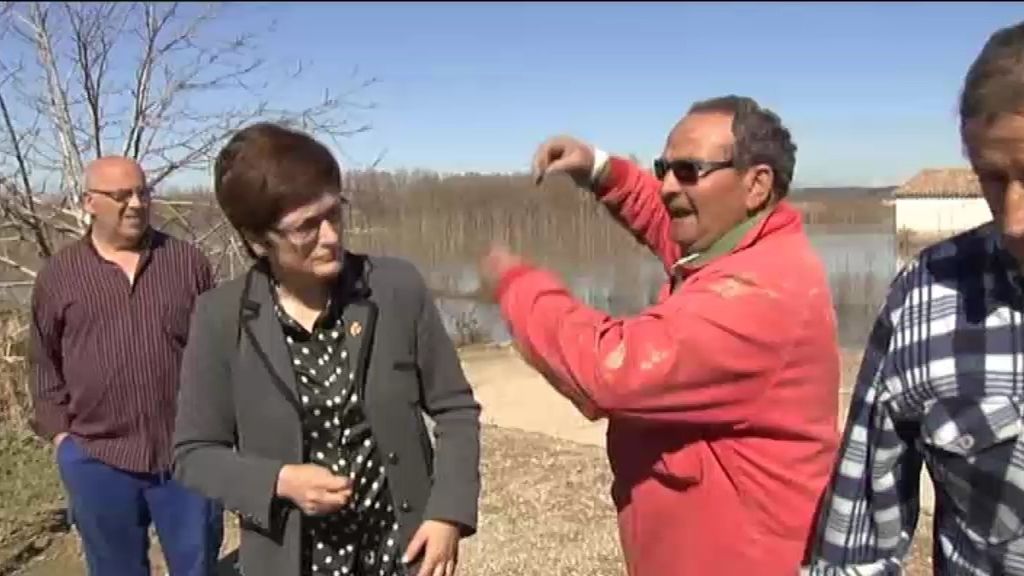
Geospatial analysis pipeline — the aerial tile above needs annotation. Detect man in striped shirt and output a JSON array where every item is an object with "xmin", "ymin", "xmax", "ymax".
[
  {"xmin": 28, "ymin": 156, "xmax": 223, "ymax": 575},
  {"xmin": 806, "ymin": 20, "xmax": 1024, "ymax": 575}
]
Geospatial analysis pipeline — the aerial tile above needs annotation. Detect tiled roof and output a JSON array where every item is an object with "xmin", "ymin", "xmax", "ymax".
[{"xmin": 893, "ymin": 168, "xmax": 981, "ymax": 199}]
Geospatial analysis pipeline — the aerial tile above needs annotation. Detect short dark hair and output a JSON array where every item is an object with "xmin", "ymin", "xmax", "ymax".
[
  {"xmin": 213, "ymin": 122, "xmax": 342, "ymax": 242},
  {"xmin": 960, "ymin": 21, "xmax": 1024, "ymax": 134},
  {"xmin": 688, "ymin": 95, "xmax": 797, "ymax": 198}
]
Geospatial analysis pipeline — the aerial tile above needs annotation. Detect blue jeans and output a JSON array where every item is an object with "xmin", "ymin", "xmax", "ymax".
[{"xmin": 56, "ymin": 436, "xmax": 224, "ymax": 576}]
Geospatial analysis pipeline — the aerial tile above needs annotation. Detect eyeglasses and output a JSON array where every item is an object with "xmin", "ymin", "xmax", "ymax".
[
  {"xmin": 87, "ymin": 185, "xmax": 153, "ymax": 203},
  {"xmin": 653, "ymin": 157, "xmax": 734, "ymax": 184},
  {"xmin": 271, "ymin": 198, "xmax": 350, "ymax": 247}
]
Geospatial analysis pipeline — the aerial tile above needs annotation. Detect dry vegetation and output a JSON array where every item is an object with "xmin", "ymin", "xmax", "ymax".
[
  {"xmin": 0, "ymin": 3, "xmax": 931, "ymax": 573},
  {"xmin": 0, "ymin": 178, "xmax": 918, "ymax": 575}
]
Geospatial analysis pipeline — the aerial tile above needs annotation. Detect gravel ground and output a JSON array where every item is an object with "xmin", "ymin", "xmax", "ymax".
[
  {"xmin": 13, "ymin": 424, "xmax": 934, "ymax": 576},
  {"xmin": 12, "ymin": 425, "xmax": 625, "ymax": 576},
  {"xmin": 458, "ymin": 426, "xmax": 623, "ymax": 576},
  {"xmin": 463, "ymin": 425, "xmax": 933, "ymax": 576}
]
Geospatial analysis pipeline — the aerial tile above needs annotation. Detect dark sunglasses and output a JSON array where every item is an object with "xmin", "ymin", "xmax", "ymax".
[{"xmin": 653, "ymin": 157, "xmax": 734, "ymax": 184}]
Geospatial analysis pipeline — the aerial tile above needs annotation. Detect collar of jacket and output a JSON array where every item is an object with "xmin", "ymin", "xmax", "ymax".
[
  {"xmin": 247, "ymin": 251, "xmax": 371, "ymax": 312},
  {"xmin": 670, "ymin": 200, "xmax": 798, "ymax": 278}
]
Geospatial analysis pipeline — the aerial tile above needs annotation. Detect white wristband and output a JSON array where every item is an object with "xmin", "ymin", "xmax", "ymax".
[{"xmin": 590, "ymin": 147, "xmax": 610, "ymax": 187}]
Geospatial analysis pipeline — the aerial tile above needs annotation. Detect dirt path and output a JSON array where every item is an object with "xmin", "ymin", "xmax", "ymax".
[
  {"xmin": 458, "ymin": 344, "xmax": 607, "ymax": 447},
  {"xmin": 13, "ymin": 344, "xmax": 934, "ymax": 575}
]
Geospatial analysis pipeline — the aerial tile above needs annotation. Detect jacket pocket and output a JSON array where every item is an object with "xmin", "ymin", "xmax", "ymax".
[
  {"xmin": 391, "ymin": 361, "xmax": 433, "ymax": 473},
  {"xmin": 652, "ymin": 442, "xmax": 704, "ymax": 490},
  {"xmin": 393, "ymin": 358, "xmax": 421, "ymax": 405},
  {"xmin": 921, "ymin": 394, "xmax": 1024, "ymax": 545}
]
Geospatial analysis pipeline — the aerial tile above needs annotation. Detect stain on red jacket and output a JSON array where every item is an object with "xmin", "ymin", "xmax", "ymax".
[{"xmin": 495, "ymin": 157, "xmax": 841, "ymax": 576}]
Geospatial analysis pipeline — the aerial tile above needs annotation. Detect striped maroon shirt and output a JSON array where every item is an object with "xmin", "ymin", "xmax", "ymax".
[{"xmin": 28, "ymin": 229, "xmax": 214, "ymax": 474}]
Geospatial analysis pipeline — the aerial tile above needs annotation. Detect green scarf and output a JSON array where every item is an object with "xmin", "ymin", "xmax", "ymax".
[{"xmin": 677, "ymin": 208, "xmax": 771, "ymax": 269}]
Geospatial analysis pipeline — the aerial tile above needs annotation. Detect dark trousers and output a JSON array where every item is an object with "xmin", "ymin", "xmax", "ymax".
[{"xmin": 56, "ymin": 436, "xmax": 224, "ymax": 576}]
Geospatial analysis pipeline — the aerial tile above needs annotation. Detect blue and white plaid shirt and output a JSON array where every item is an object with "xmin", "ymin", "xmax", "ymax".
[{"xmin": 806, "ymin": 223, "xmax": 1024, "ymax": 575}]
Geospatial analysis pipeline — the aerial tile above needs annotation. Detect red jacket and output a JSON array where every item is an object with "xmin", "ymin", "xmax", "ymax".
[{"xmin": 495, "ymin": 157, "xmax": 841, "ymax": 576}]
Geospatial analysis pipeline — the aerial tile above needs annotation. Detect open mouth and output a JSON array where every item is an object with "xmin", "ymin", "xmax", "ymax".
[{"xmin": 668, "ymin": 205, "xmax": 694, "ymax": 219}]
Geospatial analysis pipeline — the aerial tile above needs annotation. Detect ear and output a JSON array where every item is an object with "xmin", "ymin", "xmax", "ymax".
[
  {"xmin": 744, "ymin": 164, "xmax": 774, "ymax": 212},
  {"xmin": 82, "ymin": 192, "xmax": 97, "ymax": 216}
]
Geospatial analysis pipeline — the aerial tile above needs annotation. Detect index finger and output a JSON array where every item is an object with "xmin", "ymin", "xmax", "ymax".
[
  {"xmin": 531, "ymin": 145, "xmax": 549, "ymax": 185},
  {"xmin": 531, "ymin": 140, "xmax": 562, "ymax": 186}
]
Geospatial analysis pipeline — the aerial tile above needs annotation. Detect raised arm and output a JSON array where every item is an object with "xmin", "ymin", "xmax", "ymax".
[
  {"xmin": 491, "ymin": 261, "xmax": 797, "ymax": 425},
  {"xmin": 532, "ymin": 136, "xmax": 681, "ymax": 270},
  {"xmin": 594, "ymin": 155, "xmax": 681, "ymax": 270}
]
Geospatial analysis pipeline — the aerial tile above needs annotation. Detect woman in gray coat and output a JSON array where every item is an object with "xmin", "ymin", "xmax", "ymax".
[{"xmin": 172, "ymin": 122, "xmax": 481, "ymax": 576}]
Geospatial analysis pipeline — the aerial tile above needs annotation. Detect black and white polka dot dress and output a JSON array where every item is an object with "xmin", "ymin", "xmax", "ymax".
[{"xmin": 274, "ymin": 297, "xmax": 406, "ymax": 576}]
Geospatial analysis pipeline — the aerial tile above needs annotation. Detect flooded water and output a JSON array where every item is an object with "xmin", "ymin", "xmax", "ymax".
[
  {"xmin": 429, "ymin": 228, "xmax": 898, "ymax": 351},
  {"xmin": 0, "ymin": 217, "xmax": 901, "ymax": 352}
]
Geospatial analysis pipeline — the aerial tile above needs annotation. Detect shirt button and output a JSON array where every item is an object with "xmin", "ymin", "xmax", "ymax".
[
  {"xmin": 958, "ymin": 434, "xmax": 975, "ymax": 451},
  {"xmin": 400, "ymin": 500, "xmax": 412, "ymax": 513},
  {"xmin": 387, "ymin": 452, "xmax": 399, "ymax": 465}
]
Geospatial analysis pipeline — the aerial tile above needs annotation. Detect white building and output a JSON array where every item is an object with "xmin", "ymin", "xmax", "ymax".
[{"xmin": 893, "ymin": 168, "xmax": 988, "ymax": 240}]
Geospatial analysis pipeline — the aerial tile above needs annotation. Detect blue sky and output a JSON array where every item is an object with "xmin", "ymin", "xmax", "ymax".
[
  {"xmin": 237, "ymin": 1, "xmax": 1016, "ymax": 187},
  {"xmin": 8, "ymin": 2, "xmax": 1024, "ymax": 188}
]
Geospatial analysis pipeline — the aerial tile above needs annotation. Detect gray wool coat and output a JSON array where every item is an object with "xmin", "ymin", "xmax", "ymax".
[{"xmin": 172, "ymin": 252, "xmax": 481, "ymax": 576}]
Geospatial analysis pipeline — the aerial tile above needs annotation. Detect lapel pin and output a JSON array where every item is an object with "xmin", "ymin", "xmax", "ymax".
[{"xmin": 350, "ymin": 321, "xmax": 363, "ymax": 337}]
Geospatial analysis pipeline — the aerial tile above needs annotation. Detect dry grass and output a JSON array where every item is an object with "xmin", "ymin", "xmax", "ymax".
[
  {"xmin": 0, "ymin": 310, "xmax": 68, "ymax": 574},
  {"xmin": 0, "ymin": 182, "xmax": 915, "ymax": 574},
  {"xmin": 11, "ymin": 423, "xmax": 937, "ymax": 576},
  {"xmin": 0, "ymin": 310, "xmax": 32, "ymax": 432},
  {"xmin": 0, "ymin": 429, "xmax": 66, "ymax": 574}
]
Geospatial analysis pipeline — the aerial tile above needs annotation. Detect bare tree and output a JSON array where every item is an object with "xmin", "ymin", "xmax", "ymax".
[{"xmin": 0, "ymin": 1, "xmax": 376, "ymax": 299}]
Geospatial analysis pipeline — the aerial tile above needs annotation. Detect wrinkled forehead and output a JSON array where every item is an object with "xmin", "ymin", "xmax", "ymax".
[{"xmin": 663, "ymin": 112, "xmax": 735, "ymax": 161}]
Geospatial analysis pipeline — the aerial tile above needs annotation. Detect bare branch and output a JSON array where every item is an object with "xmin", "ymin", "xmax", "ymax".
[
  {"xmin": 22, "ymin": 2, "xmax": 86, "ymax": 203},
  {"xmin": 0, "ymin": 0, "xmax": 376, "ymax": 293},
  {"xmin": 63, "ymin": 1, "xmax": 123, "ymax": 157},
  {"xmin": 0, "ymin": 84, "xmax": 52, "ymax": 257},
  {"xmin": 123, "ymin": 2, "xmax": 179, "ymax": 158},
  {"xmin": 194, "ymin": 218, "xmax": 227, "ymax": 244},
  {"xmin": 0, "ymin": 253, "xmax": 38, "ymax": 279}
]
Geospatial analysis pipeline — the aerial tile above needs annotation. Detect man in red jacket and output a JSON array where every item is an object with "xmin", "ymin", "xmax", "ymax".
[{"xmin": 480, "ymin": 95, "xmax": 841, "ymax": 575}]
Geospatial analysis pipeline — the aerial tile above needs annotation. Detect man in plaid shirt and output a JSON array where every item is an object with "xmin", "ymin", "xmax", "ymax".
[{"xmin": 805, "ymin": 20, "xmax": 1024, "ymax": 575}]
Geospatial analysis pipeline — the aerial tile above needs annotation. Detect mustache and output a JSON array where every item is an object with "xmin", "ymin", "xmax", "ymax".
[{"xmin": 662, "ymin": 192, "xmax": 695, "ymax": 217}]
